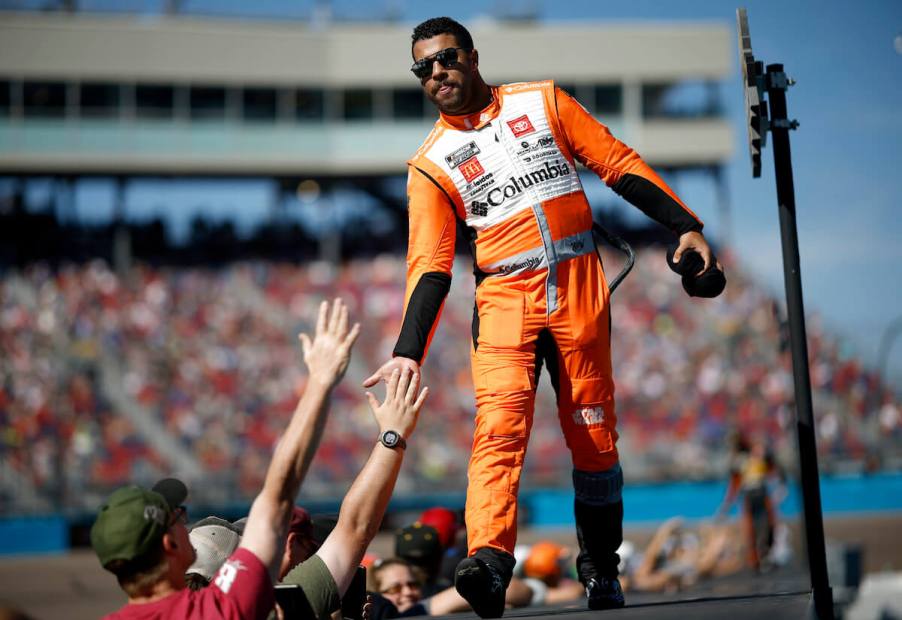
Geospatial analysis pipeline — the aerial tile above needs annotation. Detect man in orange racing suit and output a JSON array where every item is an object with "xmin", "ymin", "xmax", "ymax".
[{"xmin": 364, "ymin": 17, "xmax": 721, "ymax": 618}]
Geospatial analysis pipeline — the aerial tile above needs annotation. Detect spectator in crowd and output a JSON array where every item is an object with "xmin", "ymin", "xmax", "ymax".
[
  {"xmin": 416, "ymin": 507, "xmax": 467, "ymax": 588},
  {"xmin": 276, "ymin": 507, "xmax": 322, "ymax": 581},
  {"xmin": 371, "ymin": 558, "xmax": 430, "ymax": 617},
  {"xmin": 517, "ymin": 541, "xmax": 584, "ymax": 605},
  {"xmin": 89, "ymin": 298, "xmax": 361, "ymax": 619},
  {"xmin": 370, "ymin": 557, "xmax": 527, "ymax": 618},
  {"xmin": 185, "ymin": 516, "xmax": 244, "ymax": 591},
  {"xmin": 618, "ymin": 517, "xmax": 745, "ymax": 593},
  {"xmin": 716, "ymin": 433, "xmax": 786, "ymax": 571},
  {"xmin": 395, "ymin": 523, "xmax": 446, "ymax": 595}
]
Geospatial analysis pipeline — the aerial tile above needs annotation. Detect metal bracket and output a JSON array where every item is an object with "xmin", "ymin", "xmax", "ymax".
[
  {"xmin": 772, "ymin": 119, "xmax": 800, "ymax": 130},
  {"xmin": 768, "ymin": 71, "xmax": 796, "ymax": 90}
]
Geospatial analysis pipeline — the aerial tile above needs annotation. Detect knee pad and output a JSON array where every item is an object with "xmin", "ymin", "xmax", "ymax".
[{"xmin": 573, "ymin": 464, "xmax": 623, "ymax": 506}]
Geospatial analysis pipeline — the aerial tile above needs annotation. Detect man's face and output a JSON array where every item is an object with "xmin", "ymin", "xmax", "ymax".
[
  {"xmin": 168, "ymin": 509, "xmax": 196, "ymax": 571},
  {"xmin": 279, "ymin": 532, "xmax": 318, "ymax": 579},
  {"xmin": 412, "ymin": 34, "xmax": 477, "ymax": 115}
]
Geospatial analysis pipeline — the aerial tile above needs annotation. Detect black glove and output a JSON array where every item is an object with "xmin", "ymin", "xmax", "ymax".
[{"xmin": 666, "ymin": 244, "xmax": 726, "ymax": 298}]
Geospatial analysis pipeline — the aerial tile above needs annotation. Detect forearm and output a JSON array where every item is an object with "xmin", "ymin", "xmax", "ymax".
[
  {"xmin": 262, "ymin": 378, "xmax": 333, "ymax": 506},
  {"xmin": 611, "ymin": 174, "xmax": 702, "ymax": 235},
  {"xmin": 241, "ymin": 378, "xmax": 333, "ymax": 577},
  {"xmin": 392, "ymin": 272, "xmax": 451, "ymax": 363},
  {"xmin": 337, "ymin": 445, "xmax": 403, "ymax": 556},
  {"xmin": 316, "ymin": 444, "xmax": 404, "ymax": 596}
]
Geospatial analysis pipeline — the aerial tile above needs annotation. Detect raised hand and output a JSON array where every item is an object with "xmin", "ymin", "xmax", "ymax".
[
  {"xmin": 299, "ymin": 298, "xmax": 361, "ymax": 389},
  {"xmin": 362, "ymin": 356, "xmax": 421, "ymax": 388},
  {"xmin": 365, "ymin": 368, "xmax": 429, "ymax": 440}
]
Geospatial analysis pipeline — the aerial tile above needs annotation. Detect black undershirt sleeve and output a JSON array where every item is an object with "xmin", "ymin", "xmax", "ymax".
[
  {"xmin": 611, "ymin": 173, "xmax": 703, "ymax": 236},
  {"xmin": 392, "ymin": 271, "xmax": 452, "ymax": 363}
]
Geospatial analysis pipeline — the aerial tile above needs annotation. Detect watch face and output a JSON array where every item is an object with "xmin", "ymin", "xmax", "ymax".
[{"xmin": 383, "ymin": 431, "xmax": 399, "ymax": 447}]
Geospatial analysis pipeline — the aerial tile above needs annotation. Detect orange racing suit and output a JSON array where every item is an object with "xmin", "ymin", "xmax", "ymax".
[{"xmin": 393, "ymin": 81, "xmax": 703, "ymax": 573}]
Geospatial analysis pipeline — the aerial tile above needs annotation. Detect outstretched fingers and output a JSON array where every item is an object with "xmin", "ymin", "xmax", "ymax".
[
  {"xmin": 386, "ymin": 367, "xmax": 401, "ymax": 403},
  {"xmin": 336, "ymin": 301, "xmax": 349, "ymax": 336},
  {"xmin": 327, "ymin": 297, "xmax": 343, "ymax": 334},
  {"xmin": 343, "ymin": 322, "xmax": 361, "ymax": 350},
  {"xmin": 394, "ymin": 368, "xmax": 414, "ymax": 402},
  {"xmin": 298, "ymin": 333, "xmax": 312, "ymax": 359},
  {"xmin": 404, "ymin": 371, "xmax": 420, "ymax": 404},
  {"xmin": 365, "ymin": 391, "xmax": 380, "ymax": 412},
  {"xmin": 315, "ymin": 299, "xmax": 329, "ymax": 336},
  {"xmin": 412, "ymin": 386, "xmax": 429, "ymax": 412},
  {"xmin": 362, "ymin": 372, "xmax": 380, "ymax": 388}
]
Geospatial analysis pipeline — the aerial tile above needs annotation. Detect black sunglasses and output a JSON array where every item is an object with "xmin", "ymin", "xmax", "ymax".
[{"xmin": 410, "ymin": 47, "xmax": 470, "ymax": 79}]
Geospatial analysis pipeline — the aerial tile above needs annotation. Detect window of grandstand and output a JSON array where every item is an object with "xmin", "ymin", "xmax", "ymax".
[
  {"xmin": 190, "ymin": 85, "xmax": 226, "ymax": 120},
  {"xmin": 243, "ymin": 87, "xmax": 277, "ymax": 122},
  {"xmin": 343, "ymin": 88, "xmax": 373, "ymax": 120},
  {"xmin": 296, "ymin": 88, "xmax": 324, "ymax": 121},
  {"xmin": 0, "ymin": 80, "xmax": 9, "ymax": 116},
  {"xmin": 642, "ymin": 81, "xmax": 721, "ymax": 119},
  {"xmin": 79, "ymin": 82, "xmax": 120, "ymax": 118},
  {"xmin": 594, "ymin": 84, "xmax": 622, "ymax": 115},
  {"xmin": 23, "ymin": 81, "xmax": 66, "ymax": 118},
  {"xmin": 557, "ymin": 83, "xmax": 577, "ymax": 98},
  {"xmin": 392, "ymin": 88, "xmax": 426, "ymax": 119},
  {"xmin": 136, "ymin": 84, "xmax": 175, "ymax": 119}
]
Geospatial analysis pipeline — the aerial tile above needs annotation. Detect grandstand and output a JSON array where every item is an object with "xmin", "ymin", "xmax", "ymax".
[{"xmin": 2, "ymin": 245, "xmax": 899, "ymax": 514}]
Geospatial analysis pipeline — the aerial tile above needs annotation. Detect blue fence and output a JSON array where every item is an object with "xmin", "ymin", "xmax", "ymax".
[
  {"xmin": 526, "ymin": 470, "xmax": 902, "ymax": 526},
  {"xmin": 2, "ymin": 471, "xmax": 900, "ymax": 556}
]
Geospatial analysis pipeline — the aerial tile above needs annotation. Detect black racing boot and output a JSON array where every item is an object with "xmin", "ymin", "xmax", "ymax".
[
  {"xmin": 585, "ymin": 576, "xmax": 625, "ymax": 610},
  {"xmin": 573, "ymin": 466, "xmax": 626, "ymax": 610},
  {"xmin": 454, "ymin": 548, "xmax": 515, "ymax": 618}
]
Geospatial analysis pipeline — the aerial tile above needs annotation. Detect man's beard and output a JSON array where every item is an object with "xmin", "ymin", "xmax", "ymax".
[{"xmin": 432, "ymin": 82, "xmax": 467, "ymax": 114}]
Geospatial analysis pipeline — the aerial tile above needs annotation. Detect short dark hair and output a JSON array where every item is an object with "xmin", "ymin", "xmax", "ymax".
[
  {"xmin": 411, "ymin": 17, "xmax": 474, "ymax": 56},
  {"xmin": 105, "ymin": 544, "xmax": 169, "ymax": 597},
  {"xmin": 185, "ymin": 572, "xmax": 211, "ymax": 591}
]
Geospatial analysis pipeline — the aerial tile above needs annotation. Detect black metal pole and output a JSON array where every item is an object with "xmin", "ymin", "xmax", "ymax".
[{"xmin": 766, "ymin": 63, "xmax": 834, "ymax": 620}]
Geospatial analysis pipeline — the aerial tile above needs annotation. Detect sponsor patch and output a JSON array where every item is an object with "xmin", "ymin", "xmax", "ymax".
[
  {"xmin": 466, "ymin": 171, "xmax": 495, "ymax": 192},
  {"xmin": 572, "ymin": 406, "xmax": 606, "ymax": 426},
  {"xmin": 515, "ymin": 135, "xmax": 557, "ymax": 161},
  {"xmin": 502, "ymin": 80, "xmax": 552, "ymax": 93},
  {"xmin": 507, "ymin": 114, "xmax": 536, "ymax": 137},
  {"xmin": 479, "ymin": 159, "xmax": 570, "ymax": 208},
  {"xmin": 459, "ymin": 157, "xmax": 485, "ymax": 182},
  {"xmin": 499, "ymin": 255, "xmax": 543, "ymax": 274},
  {"xmin": 445, "ymin": 141, "xmax": 481, "ymax": 168}
]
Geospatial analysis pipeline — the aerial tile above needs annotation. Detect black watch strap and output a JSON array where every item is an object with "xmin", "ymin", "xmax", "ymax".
[{"xmin": 379, "ymin": 430, "xmax": 407, "ymax": 450}]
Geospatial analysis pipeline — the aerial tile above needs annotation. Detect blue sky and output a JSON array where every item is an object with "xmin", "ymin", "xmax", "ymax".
[{"xmin": 8, "ymin": 0, "xmax": 902, "ymax": 382}]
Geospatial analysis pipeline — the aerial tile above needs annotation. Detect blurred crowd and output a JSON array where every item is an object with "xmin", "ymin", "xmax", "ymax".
[{"xmin": 1, "ymin": 248, "xmax": 899, "ymax": 512}]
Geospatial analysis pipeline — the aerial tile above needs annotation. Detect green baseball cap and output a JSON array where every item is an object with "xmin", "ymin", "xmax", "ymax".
[{"xmin": 90, "ymin": 485, "xmax": 173, "ymax": 568}]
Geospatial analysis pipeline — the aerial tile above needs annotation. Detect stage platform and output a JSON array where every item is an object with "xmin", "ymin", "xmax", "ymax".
[
  {"xmin": 441, "ymin": 567, "xmax": 814, "ymax": 620},
  {"xmin": 496, "ymin": 591, "xmax": 811, "ymax": 620}
]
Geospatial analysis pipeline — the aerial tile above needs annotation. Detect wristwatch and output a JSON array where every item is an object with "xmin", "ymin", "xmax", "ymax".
[{"xmin": 379, "ymin": 430, "xmax": 407, "ymax": 450}]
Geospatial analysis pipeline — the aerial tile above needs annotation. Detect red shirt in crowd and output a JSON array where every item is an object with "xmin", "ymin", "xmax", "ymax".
[{"xmin": 103, "ymin": 548, "xmax": 274, "ymax": 620}]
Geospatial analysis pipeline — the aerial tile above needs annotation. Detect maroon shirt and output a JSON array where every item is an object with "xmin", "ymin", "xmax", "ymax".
[{"xmin": 104, "ymin": 548, "xmax": 274, "ymax": 620}]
